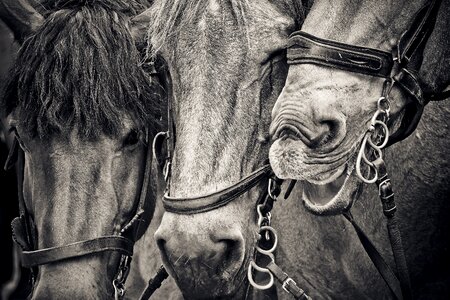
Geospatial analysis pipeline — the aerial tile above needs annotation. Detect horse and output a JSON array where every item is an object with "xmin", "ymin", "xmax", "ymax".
[
  {"xmin": 0, "ymin": 0, "xmax": 164, "ymax": 298},
  {"xmin": 142, "ymin": 0, "xmax": 313, "ymax": 298},
  {"xmin": 269, "ymin": 0, "xmax": 450, "ymax": 298}
]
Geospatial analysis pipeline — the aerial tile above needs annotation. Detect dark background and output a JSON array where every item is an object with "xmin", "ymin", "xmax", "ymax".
[{"xmin": 0, "ymin": 19, "xmax": 20, "ymax": 298}]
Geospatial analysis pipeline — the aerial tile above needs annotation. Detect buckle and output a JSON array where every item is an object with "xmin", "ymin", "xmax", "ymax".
[{"xmin": 282, "ymin": 277, "xmax": 296, "ymax": 293}]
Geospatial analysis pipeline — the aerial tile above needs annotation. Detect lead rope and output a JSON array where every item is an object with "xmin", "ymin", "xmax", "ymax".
[
  {"xmin": 247, "ymin": 178, "xmax": 311, "ymax": 300},
  {"xmin": 354, "ymin": 81, "xmax": 412, "ymax": 300}
]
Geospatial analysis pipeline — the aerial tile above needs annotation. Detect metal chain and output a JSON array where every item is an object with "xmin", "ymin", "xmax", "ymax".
[
  {"xmin": 247, "ymin": 179, "xmax": 279, "ymax": 290},
  {"xmin": 113, "ymin": 255, "xmax": 132, "ymax": 300},
  {"xmin": 356, "ymin": 95, "xmax": 391, "ymax": 183}
]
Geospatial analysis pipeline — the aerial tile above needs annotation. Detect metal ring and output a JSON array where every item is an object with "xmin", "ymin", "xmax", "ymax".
[
  {"xmin": 356, "ymin": 137, "xmax": 378, "ymax": 184},
  {"xmin": 368, "ymin": 120, "xmax": 389, "ymax": 149},
  {"xmin": 247, "ymin": 260, "xmax": 274, "ymax": 290},
  {"xmin": 152, "ymin": 131, "xmax": 167, "ymax": 160},
  {"xmin": 113, "ymin": 279, "xmax": 125, "ymax": 300},
  {"xmin": 360, "ymin": 133, "xmax": 383, "ymax": 167},
  {"xmin": 359, "ymin": 134, "xmax": 375, "ymax": 167},
  {"xmin": 163, "ymin": 161, "xmax": 171, "ymax": 182},
  {"xmin": 268, "ymin": 178, "xmax": 276, "ymax": 199},
  {"xmin": 377, "ymin": 96, "xmax": 391, "ymax": 116},
  {"xmin": 256, "ymin": 226, "xmax": 278, "ymax": 255},
  {"xmin": 370, "ymin": 109, "xmax": 384, "ymax": 127},
  {"xmin": 256, "ymin": 204, "xmax": 264, "ymax": 227}
]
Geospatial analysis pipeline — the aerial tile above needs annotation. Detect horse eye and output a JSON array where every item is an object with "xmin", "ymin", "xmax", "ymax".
[{"xmin": 122, "ymin": 129, "xmax": 141, "ymax": 148}]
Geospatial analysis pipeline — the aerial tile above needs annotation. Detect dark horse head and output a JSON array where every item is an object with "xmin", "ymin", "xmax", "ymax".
[{"xmin": 1, "ymin": 0, "xmax": 162, "ymax": 298}]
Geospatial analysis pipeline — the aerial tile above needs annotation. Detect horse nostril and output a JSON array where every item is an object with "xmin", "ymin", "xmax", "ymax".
[
  {"xmin": 309, "ymin": 122, "xmax": 334, "ymax": 148},
  {"xmin": 220, "ymin": 239, "xmax": 243, "ymax": 267}
]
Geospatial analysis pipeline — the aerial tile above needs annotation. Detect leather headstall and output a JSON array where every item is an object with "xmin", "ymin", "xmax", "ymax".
[
  {"xmin": 5, "ymin": 129, "xmax": 155, "ymax": 270},
  {"xmin": 162, "ymin": 164, "xmax": 273, "ymax": 214},
  {"xmin": 287, "ymin": 0, "xmax": 448, "ymax": 147}
]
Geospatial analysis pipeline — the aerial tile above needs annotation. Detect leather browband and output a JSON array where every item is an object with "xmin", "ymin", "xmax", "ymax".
[
  {"xmin": 21, "ymin": 236, "xmax": 134, "ymax": 268},
  {"xmin": 163, "ymin": 164, "xmax": 273, "ymax": 214},
  {"xmin": 287, "ymin": 31, "xmax": 394, "ymax": 78}
]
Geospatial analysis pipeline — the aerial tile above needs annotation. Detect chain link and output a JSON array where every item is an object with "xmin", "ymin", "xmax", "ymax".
[
  {"xmin": 248, "ymin": 178, "xmax": 280, "ymax": 291},
  {"xmin": 356, "ymin": 95, "xmax": 391, "ymax": 183},
  {"xmin": 113, "ymin": 255, "xmax": 131, "ymax": 300}
]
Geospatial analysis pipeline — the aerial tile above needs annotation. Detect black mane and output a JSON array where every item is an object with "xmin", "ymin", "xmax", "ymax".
[{"xmin": 2, "ymin": 0, "xmax": 162, "ymax": 139}]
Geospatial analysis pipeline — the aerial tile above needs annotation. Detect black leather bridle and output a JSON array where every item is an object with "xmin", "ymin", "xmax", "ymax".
[{"xmin": 5, "ymin": 128, "xmax": 156, "ymax": 299}]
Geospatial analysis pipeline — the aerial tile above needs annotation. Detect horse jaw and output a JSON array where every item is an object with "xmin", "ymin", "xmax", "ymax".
[{"xmin": 270, "ymin": 137, "xmax": 362, "ymax": 215}]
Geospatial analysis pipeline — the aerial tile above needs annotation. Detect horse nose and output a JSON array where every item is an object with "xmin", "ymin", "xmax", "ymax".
[
  {"xmin": 308, "ymin": 108, "xmax": 346, "ymax": 149},
  {"xmin": 155, "ymin": 213, "xmax": 245, "ymax": 285},
  {"xmin": 272, "ymin": 96, "xmax": 346, "ymax": 150}
]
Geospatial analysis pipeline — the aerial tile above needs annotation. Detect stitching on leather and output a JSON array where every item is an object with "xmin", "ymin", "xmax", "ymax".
[{"xmin": 288, "ymin": 54, "xmax": 383, "ymax": 71}]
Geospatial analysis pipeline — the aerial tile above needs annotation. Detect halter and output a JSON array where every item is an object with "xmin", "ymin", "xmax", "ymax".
[
  {"xmin": 5, "ymin": 128, "xmax": 155, "ymax": 299},
  {"xmin": 250, "ymin": 1, "xmax": 448, "ymax": 299}
]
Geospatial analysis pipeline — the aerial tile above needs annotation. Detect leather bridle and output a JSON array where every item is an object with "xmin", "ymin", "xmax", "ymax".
[
  {"xmin": 153, "ymin": 60, "xmax": 276, "ymax": 216},
  {"xmin": 5, "ymin": 128, "xmax": 156, "ymax": 299},
  {"xmin": 136, "ymin": 1, "xmax": 448, "ymax": 299},
  {"xmin": 248, "ymin": 1, "xmax": 449, "ymax": 300}
]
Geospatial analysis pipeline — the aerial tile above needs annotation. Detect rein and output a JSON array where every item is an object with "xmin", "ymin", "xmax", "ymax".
[{"xmin": 5, "ymin": 129, "xmax": 156, "ymax": 299}]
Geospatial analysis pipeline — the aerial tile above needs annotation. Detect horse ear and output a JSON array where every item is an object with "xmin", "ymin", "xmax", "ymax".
[
  {"xmin": 130, "ymin": 8, "xmax": 152, "ymax": 50},
  {"xmin": 0, "ymin": 0, "xmax": 44, "ymax": 42}
]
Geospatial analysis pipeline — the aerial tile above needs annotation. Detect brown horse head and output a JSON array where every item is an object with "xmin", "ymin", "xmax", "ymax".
[
  {"xmin": 1, "ymin": 0, "xmax": 162, "ymax": 298},
  {"xmin": 270, "ymin": 0, "xmax": 450, "ymax": 214},
  {"xmin": 147, "ymin": 0, "xmax": 308, "ymax": 298}
]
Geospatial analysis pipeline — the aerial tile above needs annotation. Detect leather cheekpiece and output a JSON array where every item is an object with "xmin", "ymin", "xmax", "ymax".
[{"xmin": 21, "ymin": 236, "xmax": 134, "ymax": 268}]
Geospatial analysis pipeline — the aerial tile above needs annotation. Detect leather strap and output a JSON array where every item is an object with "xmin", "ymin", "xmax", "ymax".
[
  {"xmin": 426, "ymin": 89, "xmax": 450, "ymax": 101},
  {"xmin": 394, "ymin": 68, "xmax": 425, "ymax": 105},
  {"xmin": 21, "ymin": 236, "xmax": 134, "ymax": 268},
  {"xmin": 266, "ymin": 261, "xmax": 310, "ymax": 300},
  {"xmin": 139, "ymin": 265, "xmax": 169, "ymax": 300},
  {"xmin": 122, "ymin": 129, "xmax": 156, "ymax": 242},
  {"xmin": 396, "ymin": 0, "xmax": 442, "ymax": 65},
  {"xmin": 373, "ymin": 158, "xmax": 412, "ymax": 300},
  {"xmin": 287, "ymin": 31, "xmax": 393, "ymax": 78},
  {"xmin": 343, "ymin": 212, "xmax": 403, "ymax": 300},
  {"xmin": 163, "ymin": 164, "xmax": 273, "ymax": 214}
]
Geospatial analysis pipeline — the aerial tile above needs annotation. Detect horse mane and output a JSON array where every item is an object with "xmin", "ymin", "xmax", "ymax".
[
  {"xmin": 40, "ymin": 0, "xmax": 151, "ymax": 15},
  {"xmin": 149, "ymin": 0, "xmax": 310, "ymax": 53},
  {"xmin": 1, "ymin": 0, "xmax": 162, "ymax": 139}
]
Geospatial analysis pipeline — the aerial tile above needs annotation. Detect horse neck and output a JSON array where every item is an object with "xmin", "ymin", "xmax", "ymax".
[{"xmin": 301, "ymin": 0, "xmax": 429, "ymax": 51}]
